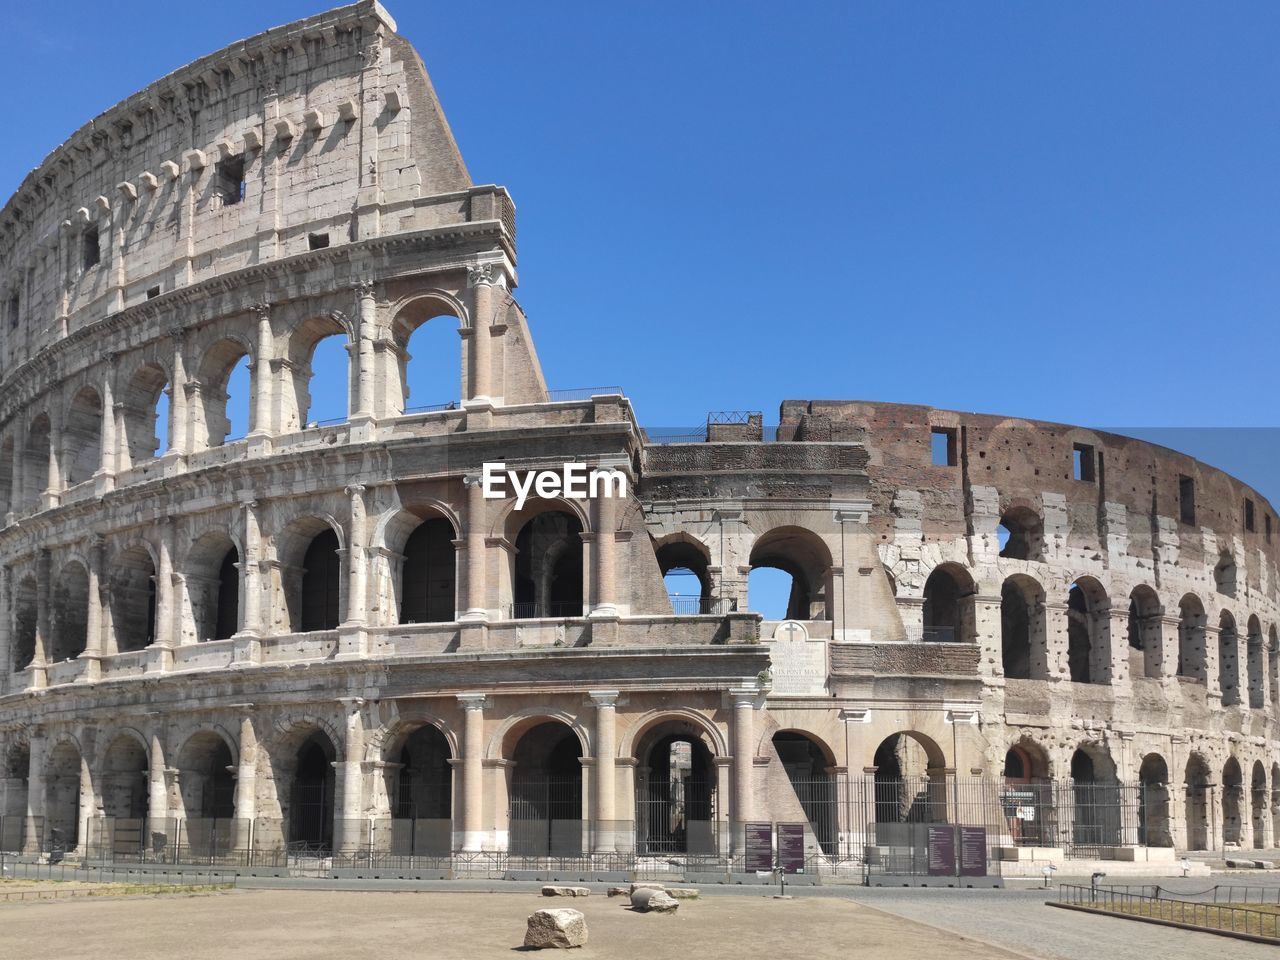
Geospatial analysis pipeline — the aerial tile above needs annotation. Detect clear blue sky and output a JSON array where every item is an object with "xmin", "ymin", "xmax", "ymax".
[{"xmin": 4, "ymin": 0, "xmax": 1277, "ymax": 527}]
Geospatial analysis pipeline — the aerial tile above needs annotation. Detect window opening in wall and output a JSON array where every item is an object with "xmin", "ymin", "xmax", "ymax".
[
  {"xmin": 308, "ymin": 232, "xmax": 330, "ymax": 250},
  {"xmin": 930, "ymin": 427, "xmax": 957, "ymax": 467},
  {"xmin": 216, "ymin": 154, "xmax": 245, "ymax": 205},
  {"xmin": 1267, "ymin": 514, "xmax": 1273, "ymax": 543},
  {"xmin": 6, "ymin": 292, "xmax": 17, "ymax": 329},
  {"xmin": 81, "ymin": 229, "xmax": 100, "ymax": 270},
  {"xmin": 1072, "ymin": 443, "xmax": 1095, "ymax": 482},
  {"xmin": 1244, "ymin": 498, "xmax": 1255, "ymax": 532},
  {"xmin": 146, "ymin": 285, "xmax": 161, "ymax": 300},
  {"xmin": 1178, "ymin": 475, "xmax": 1196, "ymax": 526}
]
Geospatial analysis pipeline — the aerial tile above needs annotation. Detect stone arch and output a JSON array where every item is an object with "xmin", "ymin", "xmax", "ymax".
[
  {"xmin": 1272, "ymin": 761, "xmax": 1280, "ymax": 848},
  {"xmin": 1245, "ymin": 615, "xmax": 1265, "ymax": 709},
  {"xmin": 386, "ymin": 721, "xmax": 453, "ymax": 854},
  {"xmin": 109, "ymin": 541, "xmax": 158, "ymax": 652},
  {"xmin": 620, "ymin": 709, "xmax": 726, "ymax": 761},
  {"xmin": 1218, "ymin": 610, "xmax": 1241, "ymax": 706},
  {"xmin": 12, "ymin": 574, "xmax": 37, "ymax": 671},
  {"xmin": 50, "ymin": 559, "xmax": 90, "ymax": 662},
  {"xmin": 21, "ymin": 412, "xmax": 50, "ymax": 509},
  {"xmin": 283, "ymin": 312, "xmax": 353, "ymax": 432},
  {"xmin": 120, "ymin": 362, "xmax": 170, "ymax": 467},
  {"xmin": 1269, "ymin": 625, "xmax": 1279, "ymax": 707},
  {"xmin": 44, "ymin": 738, "xmax": 84, "ymax": 852},
  {"xmin": 747, "ymin": 525, "xmax": 833, "ymax": 621},
  {"xmin": 1001, "ymin": 574, "xmax": 1047, "ymax": 679},
  {"xmin": 921, "ymin": 561, "xmax": 976, "ymax": 643},
  {"xmin": 1066, "ymin": 576, "xmax": 1110, "ymax": 684},
  {"xmin": 63, "ymin": 385, "xmax": 103, "ymax": 487},
  {"xmin": 772, "ymin": 728, "xmax": 839, "ymax": 855},
  {"xmin": 193, "ymin": 335, "xmax": 253, "ymax": 448},
  {"xmin": 998, "ymin": 503, "xmax": 1044, "ymax": 561},
  {"xmin": 507, "ymin": 718, "xmax": 585, "ymax": 856},
  {"xmin": 503, "ymin": 501, "xmax": 588, "ymax": 619},
  {"xmin": 1127, "ymin": 584, "xmax": 1163, "ymax": 679},
  {"xmin": 1138, "ymin": 753, "xmax": 1172, "ymax": 847},
  {"xmin": 0, "ymin": 434, "xmax": 14, "ymax": 514},
  {"xmin": 271, "ymin": 723, "xmax": 339, "ymax": 853},
  {"xmin": 632, "ymin": 715, "xmax": 721, "ymax": 856},
  {"xmin": 174, "ymin": 727, "xmax": 237, "ymax": 820},
  {"xmin": 1, "ymin": 738, "xmax": 31, "ymax": 849},
  {"xmin": 1184, "ymin": 752, "xmax": 1213, "ymax": 851},
  {"xmin": 871, "ymin": 731, "xmax": 948, "ymax": 824},
  {"xmin": 1177, "ymin": 593, "xmax": 1208, "ymax": 681},
  {"xmin": 1250, "ymin": 760, "xmax": 1267, "ymax": 850},
  {"xmin": 184, "ymin": 529, "xmax": 242, "ymax": 642},
  {"xmin": 1214, "ymin": 551, "xmax": 1238, "ymax": 598},
  {"xmin": 397, "ymin": 513, "xmax": 459, "ymax": 625},
  {"xmin": 388, "ymin": 291, "xmax": 469, "ymax": 415},
  {"xmin": 492, "ymin": 711, "xmax": 590, "ymax": 762},
  {"xmin": 654, "ymin": 533, "xmax": 714, "ymax": 614},
  {"xmin": 1069, "ymin": 741, "xmax": 1121, "ymax": 849},
  {"xmin": 1222, "ymin": 756, "xmax": 1244, "ymax": 846},
  {"xmin": 100, "ymin": 731, "xmax": 149, "ymax": 821},
  {"xmin": 274, "ymin": 514, "xmax": 346, "ymax": 633}
]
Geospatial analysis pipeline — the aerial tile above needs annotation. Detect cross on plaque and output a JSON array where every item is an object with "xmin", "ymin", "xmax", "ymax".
[{"xmin": 779, "ymin": 621, "xmax": 802, "ymax": 641}]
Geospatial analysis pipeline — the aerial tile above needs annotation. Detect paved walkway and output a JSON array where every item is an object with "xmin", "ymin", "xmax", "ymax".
[{"xmin": 847, "ymin": 886, "xmax": 1279, "ymax": 960}]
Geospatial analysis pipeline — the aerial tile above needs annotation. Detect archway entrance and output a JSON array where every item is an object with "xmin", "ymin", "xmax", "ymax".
[
  {"xmin": 177, "ymin": 732, "xmax": 235, "ymax": 858},
  {"xmin": 1250, "ymin": 762, "xmax": 1267, "ymax": 850},
  {"xmin": 289, "ymin": 733, "xmax": 336, "ymax": 853},
  {"xmin": 1184, "ymin": 754, "xmax": 1211, "ymax": 851},
  {"xmin": 1, "ymin": 743, "xmax": 30, "ymax": 852},
  {"xmin": 508, "ymin": 722, "xmax": 583, "ymax": 855},
  {"xmin": 1002, "ymin": 743, "xmax": 1052, "ymax": 846},
  {"xmin": 634, "ymin": 724, "xmax": 717, "ymax": 856},
  {"xmin": 1222, "ymin": 758, "xmax": 1243, "ymax": 846},
  {"xmin": 389, "ymin": 724, "xmax": 452, "ymax": 855},
  {"xmin": 1068, "ymin": 747, "xmax": 1121, "ymax": 855},
  {"xmin": 773, "ymin": 732, "xmax": 838, "ymax": 856},
  {"xmin": 45, "ymin": 741, "xmax": 83, "ymax": 855},
  {"xmin": 872, "ymin": 733, "xmax": 947, "ymax": 826},
  {"xmin": 1137, "ymin": 754, "xmax": 1171, "ymax": 847},
  {"xmin": 99, "ymin": 735, "xmax": 149, "ymax": 859},
  {"xmin": 513, "ymin": 512, "xmax": 584, "ymax": 619}
]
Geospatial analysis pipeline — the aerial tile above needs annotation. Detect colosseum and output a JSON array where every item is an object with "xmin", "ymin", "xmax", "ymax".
[{"xmin": 0, "ymin": 2, "xmax": 1276, "ymax": 880}]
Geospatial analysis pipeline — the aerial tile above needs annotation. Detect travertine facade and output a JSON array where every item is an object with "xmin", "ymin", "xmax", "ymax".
[{"xmin": 0, "ymin": 3, "xmax": 1275, "ymax": 868}]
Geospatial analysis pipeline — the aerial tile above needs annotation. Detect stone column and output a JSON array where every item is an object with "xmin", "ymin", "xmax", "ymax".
[
  {"xmin": 96, "ymin": 373, "xmax": 116, "ymax": 492},
  {"xmin": 0, "ymin": 566, "xmax": 10, "ymax": 696},
  {"xmin": 460, "ymin": 476, "xmax": 488, "ymax": 621},
  {"xmin": 591, "ymin": 490, "xmax": 618, "ymax": 618},
  {"xmin": 590, "ymin": 690, "xmax": 619, "ymax": 852},
  {"xmin": 344, "ymin": 484, "xmax": 367, "ymax": 625},
  {"xmin": 82, "ymin": 537, "xmax": 105, "ymax": 679},
  {"xmin": 238, "ymin": 499, "xmax": 264, "ymax": 636},
  {"xmin": 156, "ymin": 518, "xmax": 175, "ymax": 647},
  {"xmin": 458, "ymin": 693, "xmax": 487, "ymax": 851},
  {"xmin": 336, "ymin": 699, "xmax": 365, "ymax": 854},
  {"xmin": 43, "ymin": 405, "xmax": 62, "ymax": 509},
  {"xmin": 730, "ymin": 688, "xmax": 757, "ymax": 855},
  {"xmin": 352, "ymin": 280, "xmax": 377, "ymax": 420},
  {"xmin": 32, "ymin": 549, "xmax": 50, "ymax": 671},
  {"xmin": 234, "ymin": 712, "xmax": 257, "ymax": 852},
  {"xmin": 466, "ymin": 264, "xmax": 495, "ymax": 402},
  {"xmin": 147, "ymin": 731, "xmax": 168, "ymax": 836},
  {"xmin": 250, "ymin": 302, "xmax": 274, "ymax": 437},
  {"xmin": 25, "ymin": 732, "xmax": 46, "ymax": 854},
  {"xmin": 6, "ymin": 424, "xmax": 22, "ymax": 522},
  {"xmin": 168, "ymin": 329, "xmax": 188, "ymax": 456},
  {"xmin": 76, "ymin": 753, "xmax": 93, "ymax": 856}
]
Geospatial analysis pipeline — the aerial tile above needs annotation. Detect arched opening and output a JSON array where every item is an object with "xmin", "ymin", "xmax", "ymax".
[
  {"xmin": 50, "ymin": 561, "xmax": 89, "ymax": 662},
  {"xmin": 44, "ymin": 741, "xmax": 82, "ymax": 854},
  {"xmin": 1127, "ymin": 585, "xmax": 1163, "ymax": 680},
  {"xmin": 635, "ymin": 722, "xmax": 718, "ymax": 856},
  {"xmin": 63, "ymin": 387, "xmax": 103, "ymax": 487},
  {"xmin": 1002, "ymin": 741, "xmax": 1053, "ymax": 846},
  {"xmin": 1270, "ymin": 626, "xmax": 1280, "ymax": 708},
  {"xmin": 1138, "ymin": 754, "xmax": 1171, "ymax": 847},
  {"xmin": 748, "ymin": 526, "xmax": 832, "ymax": 621},
  {"xmin": 396, "ymin": 311, "xmax": 462, "ymax": 414},
  {"xmin": 1, "ymin": 742, "xmax": 30, "ymax": 852},
  {"xmin": 1214, "ymin": 552, "xmax": 1237, "ymax": 598},
  {"xmin": 12, "ymin": 576, "xmax": 37, "ymax": 671},
  {"xmin": 1272, "ymin": 762, "xmax": 1280, "ymax": 848},
  {"xmin": 177, "ymin": 731, "xmax": 235, "ymax": 858},
  {"xmin": 288, "ymin": 732, "xmax": 337, "ymax": 853},
  {"xmin": 388, "ymin": 724, "xmax": 452, "ymax": 856},
  {"xmin": 1069, "ymin": 746, "xmax": 1120, "ymax": 852},
  {"xmin": 399, "ymin": 518, "xmax": 457, "ymax": 624},
  {"xmin": 121, "ymin": 363, "xmax": 169, "ymax": 467},
  {"xmin": 921, "ymin": 563, "xmax": 975, "ymax": 643},
  {"xmin": 285, "ymin": 318, "xmax": 350, "ymax": 431},
  {"xmin": 99, "ymin": 732, "xmax": 147, "ymax": 824},
  {"xmin": 1067, "ymin": 578, "xmax": 1109, "ymax": 685},
  {"xmin": 1001, "ymin": 575, "xmax": 1046, "ymax": 679},
  {"xmin": 508, "ymin": 721, "xmax": 583, "ymax": 856},
  {"xmin": 0, "ymin": 436, "xmax": 14, "ymax": 514},
  {"xmin": 513, "ymin": 510, "xmax": 584, "ymax": 619},
  {"xmin": 184, "ymin": 533, "xmax": 240, "ymax": 643},
  {"xmin": 1177, "ymin": 594, "xmax": 1207, "ymax": 681},
  {"xmin": 872, "ymin": 732, "xmax": 947, "ymax": 826},
  {"xmin": 1222, "ymin": 757, "xmax": 1244, "ymax": 846},
  {"xmin": 300, "ymin": 529, "xmax": 341, "ymax": 632},
  {"xmin": 1218, "ymin": 611, "xmax": 1240, "ymax": 707},
  {"xmin": 110, "ymin": 545, "xmax": 157, "ymax": 652},
  {"xmin": 22, "ymin": 413, "xmax": 50, "ymax": 508},
  {"xmin": 1183, "ymin": 754, "xmax": 1212, "ymax": 851},
  {"xmin": 1246, "ymin": 616, "xmax": 1265, "ymax": 709},
  {"xmin": 997, "ymin": 506, "xmax": 1044, "ymax": 561},
  {"xmin": 196, "ymin": 339, "xmax": 251, "ymax": 448},
  {"xmin": 655, "ymin": 536, "xmax": 714, "ymax": 615},
  {"xmin": 773, "ymin": 731, "xmax": 837, "ymax": 856},
  {"xmin": 1250, "ymin": 761, "xmax": 1267, "ymax": 850}
]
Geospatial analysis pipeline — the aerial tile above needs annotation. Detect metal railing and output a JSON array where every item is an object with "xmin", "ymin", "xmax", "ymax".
[
  {"xmin": 707, "ymin": 411, "xmax": 759, "ymax": 424},
  {"xmin": 547, "ymin": 386, "xmax": 622, "ymax": 402},
  {"xmin": 402, "ymin": 401, "xmax": 458, "ymax": 415},
  {"xmin": 666, "ymin": 594, "xmax": 735, "ymax": 615},
  {"xmin": 1058, "ymin": 883, "xmax": 1280, "ymax": 940},
  {"xmin": 506, "ymin": 601, "xmax": 583, "ymax": 619}
]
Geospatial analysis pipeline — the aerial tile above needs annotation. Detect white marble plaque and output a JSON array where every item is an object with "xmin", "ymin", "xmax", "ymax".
[{"xmin": 766, "ymin": 621, "xmax": 828, "ymax": 696}]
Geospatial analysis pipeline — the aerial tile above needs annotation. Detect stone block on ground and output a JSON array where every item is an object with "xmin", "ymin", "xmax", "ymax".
[
  {"xmin": 630, "ymin": 887, "xmax": 679, "ymax": 913},
  {"xmin": 666, "ymin": 887, "xmax": 699, "ymax": 899},
  {"xmin": 524, "ymin": 908, "xmax": 588, "ymax": 949},
  {"xmin": 628, "ymin": 882, "xmax": 665, "ymax": 894},
  {"xmin": 541, "ymin": 885, "xmax": 590, "ymax": 897},
  {"xmin": 1254, "ymin": 860, "xmax": 1276, "ymax": 870},
  {"xmin": 607, "ymin": 886, "xmax": 630, "ymax": 897}
]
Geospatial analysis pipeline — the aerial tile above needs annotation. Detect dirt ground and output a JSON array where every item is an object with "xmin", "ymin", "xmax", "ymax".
[{"xmin": 0, "ymin": 888, "xmax": 1028, "ymax": 960}]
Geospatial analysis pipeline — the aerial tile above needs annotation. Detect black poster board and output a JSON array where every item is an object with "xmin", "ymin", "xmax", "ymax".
[
  {"xmin": 777, "ymin": 823, "xmax": 805, "ymax": 873},
  {"xmin": 926, "ymin": 825, "xmax": 955, "ymax": 876},
  {"xmin": 744, "ymin": 822, "xmax": 773, "ymax": 872},
  {"xmin": 958, "ymin": 826, "xmax": 987, "ymax": 877}
]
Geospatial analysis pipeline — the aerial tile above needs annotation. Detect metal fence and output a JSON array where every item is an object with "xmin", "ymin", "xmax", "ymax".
[{"xmin": 1058, "ymin": 883, "xmax": 1280, "ymax": 941}]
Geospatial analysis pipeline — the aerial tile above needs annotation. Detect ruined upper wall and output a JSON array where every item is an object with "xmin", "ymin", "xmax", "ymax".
[
  {"xmin": 0, "ymin": 2, "xmax": 485, "ymax": 373},
  {"xmin": 780, "ymin": 399, "xmax": 1279, "ymax": 584}
]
